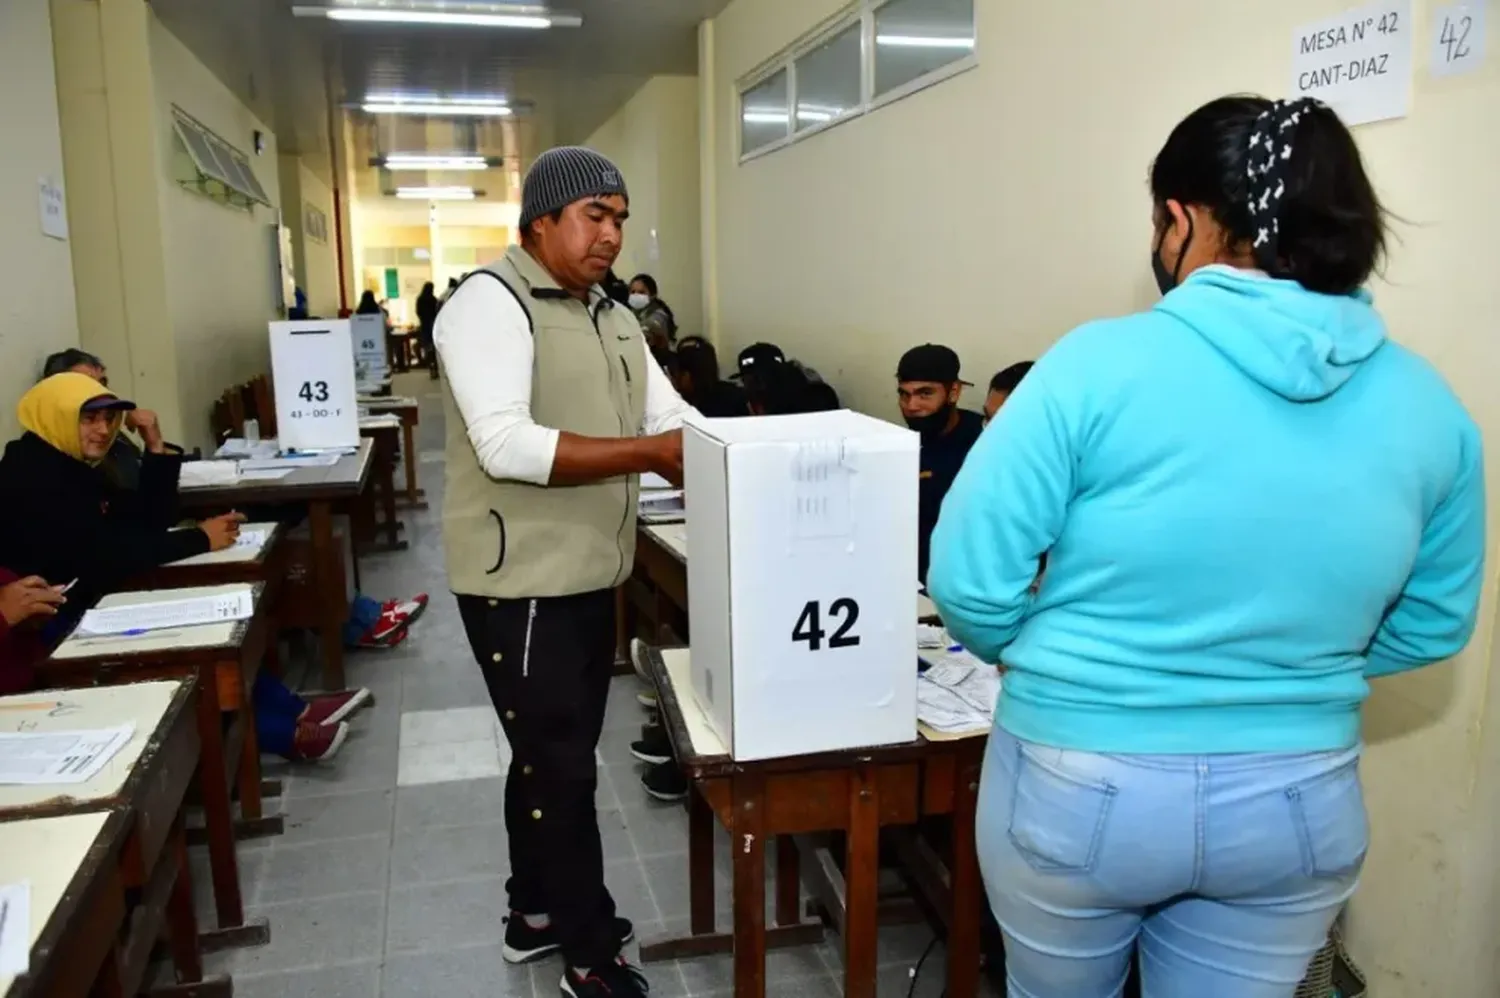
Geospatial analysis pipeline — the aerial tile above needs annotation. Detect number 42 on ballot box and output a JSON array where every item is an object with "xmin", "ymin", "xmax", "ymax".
[
  {"xmin": 683, "ymin": 409, "xmax": 920, "ymax": 762},
  {"xmin": 269, "ymin": 320, "xmax": 360, "ymax": 452}
]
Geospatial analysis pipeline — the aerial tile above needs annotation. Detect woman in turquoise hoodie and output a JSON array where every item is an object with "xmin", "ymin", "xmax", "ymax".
[{"xmin": 928, "ymin": 95, "xmax": 1485, "ymax": 997}]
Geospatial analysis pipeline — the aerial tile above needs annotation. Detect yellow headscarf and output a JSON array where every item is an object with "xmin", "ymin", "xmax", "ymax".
[{"xmin": 17, "ymin": 372, "xmax": 126, "ymax": 462}]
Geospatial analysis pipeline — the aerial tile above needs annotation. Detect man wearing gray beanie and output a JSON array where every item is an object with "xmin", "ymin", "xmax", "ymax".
[{"xmin": 434, "ymin": 146, "xmax": 691, "ymax": 998}]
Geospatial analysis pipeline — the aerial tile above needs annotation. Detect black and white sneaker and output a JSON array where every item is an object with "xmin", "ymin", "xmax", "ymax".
[
  {"xmin": 561, "ymin": 959, "xmax": 650, "ymax": 997},
  {"xmin": 641, "ymin": 762, "xmax": 688, "ymax": 803},
  {"xmin": 502, "ymin": 913, "xmax": 636, "ymax": 965},
  {"xmin": 629, "ymin": 725, "xmax": 672, "ymax": 766},
  {"xmin": 631, "ymin": 640, "xmax": 658, "ymax": 709}
]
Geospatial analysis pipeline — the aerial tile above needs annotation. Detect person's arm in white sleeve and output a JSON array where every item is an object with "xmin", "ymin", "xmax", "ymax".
[
  {"xmin": 435, "ymin": 274, "xmax": 683, "ymax": 486},
  {"xmin": 434, "ymin": 276, "xmax": 559, "ymax": 486},
  {"xmin": 641, "ymin": 345, "xmax": 696, "ymax": 434}
]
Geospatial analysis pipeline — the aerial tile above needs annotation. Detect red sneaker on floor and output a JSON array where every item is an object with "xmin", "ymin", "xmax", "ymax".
[
  {"xmin": 301, "ymin": 688, "xmax": 372, "ymax": 726},
  {"xmin": 287, "ymin": 720, "xmax": 349, "ymax": 762},
  {"xmin": 355, "ymin": 623, "xmax": 408, "ymax": 649},
  {"xmin": 382, "ymin": 594, "xmax": 429, "ymax": 626}
]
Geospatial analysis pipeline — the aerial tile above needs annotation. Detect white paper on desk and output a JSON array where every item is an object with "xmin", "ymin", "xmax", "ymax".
[
  {"xmin": 77, "ymin": 587, "xmax": 253, "ymax": 636},
  {"xmin": 179, "ymin": 461, "xmax": 241, "ymax": 489},
  {"xmin": 640, "ymin": 472, "xmax": 674, "ymax": 491},
  {"xmin": 638, "ymin": 490, "xmax": 685, "ymax": 517},
  {"xmin": 0, "ymin": 724, "xmax": 134, "ymax": 785},
  {"xmin": 233, "ymin": 528, "xmax": 270, "ymax": 549},
  {"xmin": 240, "ymin": 452, "xmax": 342, "ymax": 470},
  {"xmin": 917, "ymin": 647, "xmax": 999, "ymax": 732},
  {"xmin": 0, "ymin": 882, "xmax": 30, "ymax": 976},
  {"xmin": 237, "ymin": 468, "xmax": 294, "ymax": 481},
  {"xmin": 214, "ymin": 438, "xmax": 278, "ymax": 460}
]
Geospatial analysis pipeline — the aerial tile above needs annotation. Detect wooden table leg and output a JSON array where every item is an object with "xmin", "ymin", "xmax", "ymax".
[
  {"xmin": 947, "ymin": 753, "xmax": 984, "ymax": 998},
  {"xmin": 400, "ymin": 420, "xmax": 425, "ymax": 508},
  {"xmin": 308, "ymin": 499, "xmax": 346, "ymax": 690},
  {"xmin": 163, "ymin": 817, "xmax": 204, "ymax": 983},
  {"xmin": 690, "ymin": 784, "xmax": 715, "ymax": 935},
  {"xmin": 379, "ymin": 433, "xmax": 402, "ymax": 550},
  {"xmin": 844, "ymin": 765, "xmax": 880, "ymax": 998},
  {"xmin": 732, "ymin": 773, "xmax": 768, "ymax": 998},
  {"xmin": 194, "ymin": 670, "xmax": 243, "ymax": 931},
  {"xmin": 236, "ymin": 665, "xmax": 264, "ymax": 823}
]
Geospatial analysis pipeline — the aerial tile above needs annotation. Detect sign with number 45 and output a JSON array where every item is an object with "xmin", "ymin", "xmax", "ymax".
[{"xmin": 268, "ymin": 320, "xmax": 360, "ymax": 452}]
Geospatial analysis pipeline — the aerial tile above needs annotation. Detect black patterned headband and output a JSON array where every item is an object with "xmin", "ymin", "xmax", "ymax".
[{"xmin": 1245, "ymin": 97, "xmax": 1323, "ymax": 271}]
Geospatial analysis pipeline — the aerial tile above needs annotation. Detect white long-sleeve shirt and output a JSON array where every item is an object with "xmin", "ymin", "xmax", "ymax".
[{"xmin": 435, "ymin": 273, "xmax": 694, "ymax": 485}]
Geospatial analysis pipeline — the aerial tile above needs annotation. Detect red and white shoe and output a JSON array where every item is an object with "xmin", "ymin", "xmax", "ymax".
[
  {"xmin": 381, "ymin": 594, "xmax": 429, "ymax": 627},
  {"xmin": 301, "ymin": 688, "xmax": 372, "ymax": 726},
  {"xmin": 355, "ymin": 622, "xmax": 408, "ymax": 649}
]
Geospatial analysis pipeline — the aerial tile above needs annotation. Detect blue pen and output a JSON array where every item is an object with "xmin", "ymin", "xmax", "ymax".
[
  {"xmin": 122, "ymin": 628, "xmax": 148, "ymax": 637},
  {"xmin": 947, "ymin": 643, "xmax": 964, "ymax": 653}
]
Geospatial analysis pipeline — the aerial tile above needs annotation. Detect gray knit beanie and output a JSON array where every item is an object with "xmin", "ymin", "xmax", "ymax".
[{"xmin": 519, "ymin": 147, "xmax": 629, "ymax": 230}]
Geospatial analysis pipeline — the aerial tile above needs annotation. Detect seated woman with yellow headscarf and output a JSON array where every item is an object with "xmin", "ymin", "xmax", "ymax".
[{"xmin": 0, "ymin": 373, "xmax": 364, "ymax": 761}]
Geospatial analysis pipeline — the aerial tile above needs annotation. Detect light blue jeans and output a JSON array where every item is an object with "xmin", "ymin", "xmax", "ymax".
[{"xmin": 977, "ymin": 725, "xmax": 1367, "ymax": 998}]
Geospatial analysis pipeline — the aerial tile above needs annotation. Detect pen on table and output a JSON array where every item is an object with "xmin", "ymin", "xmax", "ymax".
[{"xmin": 947, "ymin": 643, "xmax": 964, "ymax": 653}]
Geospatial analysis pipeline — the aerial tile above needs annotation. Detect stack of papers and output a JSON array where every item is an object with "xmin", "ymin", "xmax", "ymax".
[
  {"xmin": 76, "ymin": 586, "xmax": 255, "ymax": 637},
  {"xmin": 639, "ymin": 490, "xmax": 685, "ymax": 522},
  {"xmin": 214, "ymin": 438, "xmax": 279, "ymax": 460},
  {"xmin": 240, "ymin": 452, "xmax": 343, "ymax": 470},
  {"xmin": 917, "ymin": 646, "xmax": 1000, "ymax": 734},
  {"xmin": 0, "ymin": 725, "xmax": 135, "ymax": 784},
  {"xmin": 179, "ymin": 461, "xmax": 241, "ymax": 489}
]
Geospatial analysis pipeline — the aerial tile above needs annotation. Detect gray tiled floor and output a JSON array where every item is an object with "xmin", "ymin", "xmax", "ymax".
[{"xmin": 196, "ymin": 373, "xmax": 986, "ymax": 997}]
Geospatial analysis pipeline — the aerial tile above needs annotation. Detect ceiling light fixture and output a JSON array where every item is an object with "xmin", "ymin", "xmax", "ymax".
[
  {"xmin": 874, "ymin": 34, "xmax": 975, "ymax": 49},
  {"xmin": 291, "ymin": 3, "xmax": 582, "ymax": 29},
  {"xmin": 395, "ymin": 186, "xmax": 478, "ymax": 200},
  {"xmin": 363, "ymin": 100, "xmax": 512, "ymax": 117},
  {"xmin": 383, "ymin": 154, "xmax": 492, "ymax": 170}
]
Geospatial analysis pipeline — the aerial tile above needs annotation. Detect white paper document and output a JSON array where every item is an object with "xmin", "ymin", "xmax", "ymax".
[
  {"xmin": 241, "ymin": 452, "xmax": 343, "ymax": 470},
  {"xmin": 237, "ymin": 467, "xmax": 294, "ymax": 481},
  {"xmin": 640, "ymin": 472, "xmax": 674, "ymax": 490},
  {"xmin": 638, "ymin": 490, "xmax": 685, "ymax": 522},
  {"xmin": 77, "ymin": 587, "xmax": 254, "ymax": 636},
  {"xmin": 214, "ymin": 438, "xmax": 279, "ymax": 460},
  {"xmin": 0, "ymin": 881, "xmax": 30, "ymax": 976},
  {"xmin": 179, "ymin": 461, "xmax": 241, "ymax": 489},
  {"xmin": 917, "ymin": 647, "xmax": 999, "ymax": 733},
  {"xmin": 0, "ymin": 725, "xmax": 134, "ymax": 785},
  {"xmin": 233, "ymin": 528, "xmax": 270, "ymax": 550}
]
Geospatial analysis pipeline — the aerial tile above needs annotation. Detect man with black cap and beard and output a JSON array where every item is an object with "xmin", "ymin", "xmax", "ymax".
[
  {"xmin": 435, "ymin": 146, "xmax": 690, "ymax": 998},
  {"xmin": 896, "ymin": 344, "xmax": 985, "ymax": 583}
]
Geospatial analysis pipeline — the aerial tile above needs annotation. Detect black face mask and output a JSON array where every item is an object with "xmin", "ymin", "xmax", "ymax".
[
  {"xmin": 904, "ymin": 405, "xmax": 953, "ymax": 438},
  {"xmin": 1152, "ymin": 213, "xmax": 1194, "ymax": 296}
]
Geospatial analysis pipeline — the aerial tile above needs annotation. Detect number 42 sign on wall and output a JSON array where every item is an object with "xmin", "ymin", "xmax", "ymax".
[{"xmin": 269, "ymin": 320, "xmax": 360, "ymax": 452}]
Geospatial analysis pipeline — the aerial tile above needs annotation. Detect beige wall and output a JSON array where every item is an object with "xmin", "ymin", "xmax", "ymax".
[
  {"xmin": 705, "ymin": 0, "xmax": 1500, "ymax": 993},
  {"xmin": 149, "ymin": 13, "xmax": 281, "ymax": 451},
  {"xmin": 586, "ymin": 76, "xmax": 704, "ymax": 337},
  {"xmin": 280, "ymin": 155, "xmax": 341, "ymax": 318},
  {"xmin": 0, "ymin": 0, "xmax": 79, "ymax": 438}
]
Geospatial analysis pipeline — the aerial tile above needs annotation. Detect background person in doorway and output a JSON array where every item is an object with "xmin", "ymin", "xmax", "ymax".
[
  {"xmin": 416, "ymin": 281, "xmax": 440, "ymax": 380},
  {"xmin": 435, "ymin": 146, "xmax": 691, "ymax": 998},
  {"xmin": 897, "ymin": 344, "xmax": 984, "ymax": 584},
  {"xmin": 983, "ymin": 361, "xmax": 1034, "ymax": 424},
  {"xmin": 928, "ymin": 95, "xmax": 1486, "ymax": 997}
]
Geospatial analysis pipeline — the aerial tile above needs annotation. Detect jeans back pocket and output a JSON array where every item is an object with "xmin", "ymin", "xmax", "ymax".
[
  {"xmin": 1007, "ymin": 745, "xmax": 1117, "ymax": 874},
  {"xmin": 1286, "ymin": 758, "xmax": 1368, "ymax": 880}
]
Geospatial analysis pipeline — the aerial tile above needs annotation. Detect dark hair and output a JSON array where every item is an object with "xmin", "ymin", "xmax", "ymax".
[
  {"xmin": 1149, "ymin": 95, "xmax": 1386, "ymax": 295},
  {"xmin": 602, "ymin": 269, "xmax": 631, "ymax": 305},
  {"xmin": 41, "ymin": 348, "xmax": 104, "ymax": 380},
  {"xmin": 676, "ymin": 337, "xmax": 720, "ymax": 390},
  {"xmin": 356, "ymin": 290, "xmax": 381, "ymax": 314},
  {"xmin": 630, "ymin": 273, "xmax": 659, "ymax": 297},
  {"xmin": 419, "ymin": 282, "xmax": 436, "ymax": 298},
  {"xmin": 989, "ymin": 362, "xmax": 1034, "ymax": 395}
]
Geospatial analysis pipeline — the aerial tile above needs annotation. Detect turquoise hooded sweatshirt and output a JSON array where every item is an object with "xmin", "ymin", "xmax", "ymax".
[{"xmin": 928, "ymin": 266, "xmax": 1485, "ymax": 754}]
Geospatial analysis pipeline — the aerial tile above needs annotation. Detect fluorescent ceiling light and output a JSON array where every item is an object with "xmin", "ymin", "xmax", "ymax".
[
  {"xmin": 384, "ymin": 154, "xmax": 491, "ymax": 170},
  {"xmin": 395, "ymin": 186, "xmax": 477, "ymax": 200},
  {"xmin": 875, "ymin": 34, "xmax": 975, "ymax": 49},
  {"xmin": 742, "ymin": 110, "xmax": 790, "ymax": 124},
  {"xmin": 291, "ymin": 4, "xmax": 582, "ymax": 28},
  {"xmin": 364, "ymin": 100, "xmax": 511, "ymax": 117}
]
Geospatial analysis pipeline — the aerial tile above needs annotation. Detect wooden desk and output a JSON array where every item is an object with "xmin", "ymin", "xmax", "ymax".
[
  {"xmin": 628, "ymin": 524, "xmax": 689, "ymax": 648},
  {"xmin": 40, "ymin": 584, "xmax": 280, "ymax": 949},
  {"xmin": 179, "ymin": 443, "xmax": 374, "ymax": 688},
  {"xmin": 359, "ymin": 416, "xmax": 405, "ymax": 553},
  {"xmin": 361, "ymin": 395, "xmax": 424, "ymax": 509},
  {"xmin": 637, "ymin": 646, "xmax": 985, "ymax": 998},
  {"xmin": 0, "ymin": 682, "xmax": 232, "ymax": 992},
  {"xmin": 0, "ymin": 812, "xmax": 129, "ymax": 998}
]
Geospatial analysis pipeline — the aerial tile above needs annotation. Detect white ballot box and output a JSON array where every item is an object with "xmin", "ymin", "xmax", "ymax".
[
  {"xmin": 269, "ymin": 319, "xmax": 360, "ymax": 452},
  {"xmin": 350, "ymin": 313, "xmax": 389, "ymax": 381},
  {"xmin": 684, "ymin": 409, "xmax": 919, "ymax": 761}
]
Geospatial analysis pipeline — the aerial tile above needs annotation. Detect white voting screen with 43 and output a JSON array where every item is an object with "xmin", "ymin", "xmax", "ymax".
[{"xmin": 269, "ymin": 319, "xmax": 361, "ymax": 452}]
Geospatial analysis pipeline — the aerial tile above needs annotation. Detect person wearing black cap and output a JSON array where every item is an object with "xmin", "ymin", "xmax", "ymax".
[
  {"xmin": 897, "ymin": 344, "xmax": 984, "ymax": 582},
  {"xmin": 737, "ymin": 342, "xmax": 840, "ymax": 414},
  {"xmin": 434, "ymin": 146, "xmax": 689, "ymax": 998}
]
